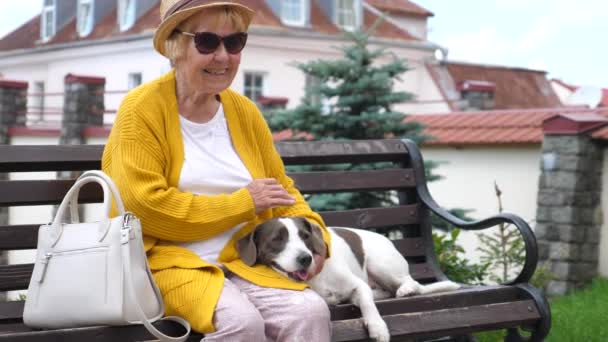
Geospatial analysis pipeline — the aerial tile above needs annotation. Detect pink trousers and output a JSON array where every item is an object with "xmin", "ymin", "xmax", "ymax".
[{"xmin": 202, "ymin": 273, "xmax": 331, "ymax": 342}]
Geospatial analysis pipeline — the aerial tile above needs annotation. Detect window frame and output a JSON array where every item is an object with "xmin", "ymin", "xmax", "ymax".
[
  {"xmin": 335, "ymin": 0, "xmax": 361, "ymax": 31},
  {"xmin": 41, "ymin": 0, "xmax": 56, "ymax": 42},
  {"xmin": 77, "ymin": 0, "xmax": 95, "ymax": 37},
  {"xmin": 281, "ymin": 0, "xmax": 307, "ymax": 27},
  {"xmin": 243, "ymin": 72, "xmax": 266, "ymax": 103},
  {"xmin": 118, "ymin": 0, "xmax": 137, "ymax": 32},
  {"xmin": 128, "ymin": 72, "xmax": 143, "ymax": 89}
]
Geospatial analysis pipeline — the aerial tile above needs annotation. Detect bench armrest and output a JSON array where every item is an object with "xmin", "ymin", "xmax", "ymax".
[{"xmin": 402, "ymin": 139, "xmax": 538, "ymax": 285}]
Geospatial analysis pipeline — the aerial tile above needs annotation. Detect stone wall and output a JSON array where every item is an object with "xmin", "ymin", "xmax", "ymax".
[
  {"xmin": 60, "ymin": 73, "xmax": 105, "ymax": 145},
  {"xmin": 535, "ymin": 116, "xmax": 607, "ymax": 296}
]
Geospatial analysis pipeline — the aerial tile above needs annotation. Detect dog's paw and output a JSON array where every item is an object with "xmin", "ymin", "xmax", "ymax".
[
  {"xmin": 365, "ymin": 318, "xmax": 390, "ymax": 342},
  {"xmin": 396, "ymin": 283, "xmax": 417, "ymax": 297}
]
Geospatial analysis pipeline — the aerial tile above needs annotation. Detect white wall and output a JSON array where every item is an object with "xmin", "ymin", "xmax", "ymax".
[
  {"xmin": 390, "ymin": 15, "xmax": 428, "ymax": 40},
  {"xmin": 421, "ymin": 145, "xmax": 542, "ymax": 265},
  {"xmin": 0, "ymin": 33, "xmax": 447, "ymax": 121}
]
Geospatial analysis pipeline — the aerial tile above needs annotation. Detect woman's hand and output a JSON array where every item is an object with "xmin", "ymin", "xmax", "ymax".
[{"xmin": 246, "ymin": 178, "xmax": 296, "ymax": 214}]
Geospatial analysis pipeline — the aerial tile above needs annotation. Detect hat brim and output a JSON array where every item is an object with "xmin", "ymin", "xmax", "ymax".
[{"xmin": 153, "ymin": 2, "xmax": 255, "ymax": 57}]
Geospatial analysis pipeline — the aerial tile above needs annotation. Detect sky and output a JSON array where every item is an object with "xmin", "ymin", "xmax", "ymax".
[{"xmin": 0, "ymin": 0, "xmax": 606, "ymax": 88}]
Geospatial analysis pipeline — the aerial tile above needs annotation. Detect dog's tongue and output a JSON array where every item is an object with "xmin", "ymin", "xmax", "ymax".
[{"xmin": 292, "ymin": 270, "xmax": 308, "ymax": 281}]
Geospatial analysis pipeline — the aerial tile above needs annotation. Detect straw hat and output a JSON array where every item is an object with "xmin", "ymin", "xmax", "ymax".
[{"xmin": 153, "ymin": 0, "xmax": 255, "ymax": 57}]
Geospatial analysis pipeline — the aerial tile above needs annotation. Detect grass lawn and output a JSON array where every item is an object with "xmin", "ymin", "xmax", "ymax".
[{"xmin": 477, "ymin": 278, "xmax": 608, "ymax": 342}]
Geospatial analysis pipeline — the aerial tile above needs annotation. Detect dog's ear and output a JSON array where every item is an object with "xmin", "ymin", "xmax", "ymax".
[
  {"xmin": 298, "ymin": 217, "xmax": 327, "ymax": 256},
  {"xmin": 237, "ymin": 231, "xmax": 257, "ymax": 266}
]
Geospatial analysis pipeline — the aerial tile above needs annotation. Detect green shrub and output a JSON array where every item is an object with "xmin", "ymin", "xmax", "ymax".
[{"xmin": 433, "ymin": 229, "xmax": 490, "ymax": 285}]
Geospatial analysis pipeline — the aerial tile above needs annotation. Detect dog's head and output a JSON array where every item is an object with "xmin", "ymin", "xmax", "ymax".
[{"xmin": 236, "ymin": 217, "xmax": 326, "ymax": 282}]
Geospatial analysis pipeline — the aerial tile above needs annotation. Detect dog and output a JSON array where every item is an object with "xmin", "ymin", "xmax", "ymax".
[{"xmin": 237, "ymin": 217, "xmax": 461, "ymax": 342}]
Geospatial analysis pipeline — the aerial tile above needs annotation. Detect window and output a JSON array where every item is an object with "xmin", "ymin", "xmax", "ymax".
[
  {"xmin": 244, "ymin": 73, "xmax": 265, "ymax": 102},
  {"xmin": 336, "ymin": 0, "xmax": 359, "ymax": 31},
  {"xmin": 128, "ymin": 72, "xmax": 142, "ymax": 89},
  {"xmin": 118, "ymin": 0, "xmax": 136, "ymax": 31},
  {"xmin": 77, "ymin": 0, "xmax": 94, "ymax": 37},
  {"xmin": 32, "ymin": 81, "xmax": 46, "ymax": 122},
  {"xmin": 282, "ymin": 0, "xmax": 306, "ymax": 26},
  {"xmin": 41, "ymin": 0, "xmax": 56, "ymax": 41}
]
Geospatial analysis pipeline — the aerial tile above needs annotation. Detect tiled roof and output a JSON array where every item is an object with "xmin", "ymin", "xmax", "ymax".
[
  {"xmin": 407, "ymin": 107, "xmax": 608, "ymax": 145},
  {"xmin": 438, "ymin": 61, "xmax": 563, "ymax": 110},
  {"xmin": 365, "ymin": 0, "xmax": 433, "ymax": 17},
  {"xmin": 0, "ymin": 1, "xmax": 419, "ymax": 53}
]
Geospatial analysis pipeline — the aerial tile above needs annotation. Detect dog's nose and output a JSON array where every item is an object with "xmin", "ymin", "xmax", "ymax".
[{"xmin": 297, "ymin": 253, "xmax": 312, "ymax": 268}]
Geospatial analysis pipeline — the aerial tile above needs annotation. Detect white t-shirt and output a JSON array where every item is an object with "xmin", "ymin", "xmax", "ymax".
[{"xmin": 174, "ymin": 104, "xmax": 253, "ymax": 264}]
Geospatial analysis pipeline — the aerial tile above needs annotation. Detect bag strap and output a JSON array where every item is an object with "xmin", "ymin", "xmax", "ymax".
[{"xmin": 121, "ymin": 223, "xmax": 191, "ymax": 342}]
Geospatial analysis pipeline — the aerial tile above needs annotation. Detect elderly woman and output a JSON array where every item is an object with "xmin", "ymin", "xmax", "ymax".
[{"xmin": 102, "ymin": 0, "xmax": 331, "ymax": 341}]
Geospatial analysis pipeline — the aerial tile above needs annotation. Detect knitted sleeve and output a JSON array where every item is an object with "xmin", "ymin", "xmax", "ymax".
[{"xmin": 102, "ymin": 93, "xmax": 256, "ymax": 242}]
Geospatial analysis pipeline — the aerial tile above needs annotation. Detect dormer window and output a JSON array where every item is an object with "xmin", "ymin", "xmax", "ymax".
[
  {"xmin": 282, "ymin": 0, "xmax": 307, "ymax": 26},
  {"xmin": 118, "ymin": 0, "xmax": 136, "ymax": 31},
  {"xmin": 336, "ymin": 0, "xmax": 361, "ymax": 31},
  {"xmin": 77, "ymin": 0, "xmax": 94, "ymax": 37},
  {"xmin": 41, "ymin": 0, "xmax": 56, "ymax": 41}
]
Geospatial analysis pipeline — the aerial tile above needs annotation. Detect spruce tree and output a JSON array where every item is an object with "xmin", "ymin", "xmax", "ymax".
[
  {"xmin": 266, "ymin": 26, "xmax": 425, "ymax": 142},
  {"xmin": 265, "ymin": 24, "xmax": 428, "ymax": 211}
]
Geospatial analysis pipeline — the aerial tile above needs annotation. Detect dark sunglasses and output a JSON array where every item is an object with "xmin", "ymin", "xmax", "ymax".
[{"xmin": 176, "ymin": 30, "xmax": 248, "ymax": 55}]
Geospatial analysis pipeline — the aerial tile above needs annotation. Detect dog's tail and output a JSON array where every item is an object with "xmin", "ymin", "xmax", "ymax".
[{"xmin": 416, "ymin": 281, "xmax": 460, "ymax": 295}]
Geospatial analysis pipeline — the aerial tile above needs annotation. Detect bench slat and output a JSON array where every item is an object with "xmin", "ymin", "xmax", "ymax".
[
  {"xmin": 0, "ymin": 297, "xmax": 540, "ymax": 342},
  {"xmin": 294, "ymin": 169, "xmax": 415, "ymax": 194},
  {"xmin": 276, "ymin": 139, "xmax": 408, "ymax": 165},
  {"xmin": 0, "ymin": 265, "xmax": 33, "ymax": 292},
  {"xmin": 0, "ymin": 145, "xmax": 103, "ymax": 172},
  {"xmin": 0, "ymin": 205, "xmax": 420, "ymax": 251},
  {"xmin": 0, "ymin": 320, "xmax": 201, "ymax": 341},
  {"xmin": 0, "ymin": 225, "xmax": 38, "ymax": 250},
  {"xmin": 0, "ymin": 180, "xmax": 100, "ymax": 207},
  {"xmin": 332, "ymin": 299, "xmax": 540, "ymax": 341},
  {"xmin": 330, "ymin": 285, "xmax": 521, "ymax": 320},
  {"xmin": 0, "ymin": 140, "xmax": 408, "ymax": 173},
  {"xmin": 320, "ymin": 205, "xmax": 419, "ymax": 228},
  {"xmin": 0, "ymin": 262, "xmax": 434, "ymax": 292},
  {"xmin": 0, "ymin": 169, "xmax": 415, "ymax": 207}
]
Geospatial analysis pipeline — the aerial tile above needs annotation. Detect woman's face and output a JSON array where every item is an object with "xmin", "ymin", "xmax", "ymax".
[{"xmin": 176, "ymin": 12, "xmax": 243, "ymax": 96}]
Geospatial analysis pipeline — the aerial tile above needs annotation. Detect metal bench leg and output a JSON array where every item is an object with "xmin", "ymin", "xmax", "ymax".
[{"xmin": 505, "ymin": 284, "xmax": 551, "ymax": 342}]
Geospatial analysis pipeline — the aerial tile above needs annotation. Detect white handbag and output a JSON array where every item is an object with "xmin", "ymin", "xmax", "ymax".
[{"xmin": 23, "ymin": 170, "xmax": 191, "ymax": 341}]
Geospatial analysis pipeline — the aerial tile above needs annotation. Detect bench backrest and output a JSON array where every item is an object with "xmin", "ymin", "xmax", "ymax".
[{"xmin": 0, "ymin": 139, "xmax": 442, "ymax": 304}]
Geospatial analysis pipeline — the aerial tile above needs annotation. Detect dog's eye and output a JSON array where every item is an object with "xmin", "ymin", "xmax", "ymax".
[
  {"xmin": 272, "ymin": 235, "xmax": 283, "ymax": 242},
  {"xmin": 301, "ymin": 232, "xmax": 310, "ymax": 240}
]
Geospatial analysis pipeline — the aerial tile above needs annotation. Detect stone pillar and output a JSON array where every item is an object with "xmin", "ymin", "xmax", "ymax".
[
  {"xmin": 0, "ymin": 80, "xmax": 28, "ymax": 301},
  {"xmin": 0, "ymin": 80, "xmax": 28, "ymax": 143},
  {"xmin": 535, "ymin": 114, "xmax": 608, "ymax": 296},
  {"xmin": 60, "ymin": 73, "xmax": 105, "ymax": 145}
]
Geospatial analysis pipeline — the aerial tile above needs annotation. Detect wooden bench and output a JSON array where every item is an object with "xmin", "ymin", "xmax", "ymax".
[{"xmin": 0, "ymin": 139, "xmax": 551, "ymax": 341}]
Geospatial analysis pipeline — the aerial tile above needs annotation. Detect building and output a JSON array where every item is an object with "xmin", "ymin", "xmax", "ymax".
[{"xmin": 0, "ymin": 0, "xmax": 458, "ymax": 121}]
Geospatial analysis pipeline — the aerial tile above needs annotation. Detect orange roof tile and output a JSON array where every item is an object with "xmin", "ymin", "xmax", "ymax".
[{"xmin": 407, "ymin": 107, "xmax": 608, "ymax": 145}]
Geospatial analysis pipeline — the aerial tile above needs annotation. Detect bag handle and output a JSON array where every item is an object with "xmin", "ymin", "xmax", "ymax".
[
  {"xmin": 66, "ymin": 171, "xmax": 126, "ymax": 223},
  {"xmin": 65, "ymin": 171, "xmax": 126, "ymax": 223},
  {"xmin": 50, "ymin": 176, "xmax": 115, "ymax": 245},
  {"xmin": 121, "ymin": 222, "xmax": 191, "ymax": 341}
]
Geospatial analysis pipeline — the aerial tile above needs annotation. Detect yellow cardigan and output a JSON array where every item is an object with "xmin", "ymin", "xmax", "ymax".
[{"xmin": 102, "ymin": 70, "xmax": 331, "ymax": 325}]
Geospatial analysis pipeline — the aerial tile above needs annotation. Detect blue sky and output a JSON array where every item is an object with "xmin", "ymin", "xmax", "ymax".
[{"xmin": 1, "ymin": 0, "xmax": 606, "ymax": 88}]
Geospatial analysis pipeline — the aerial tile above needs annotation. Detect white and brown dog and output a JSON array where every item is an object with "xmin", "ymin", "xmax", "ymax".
[{"xmin": 237, "ymin": 217, "xmax": 460, "ymax": 342}]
